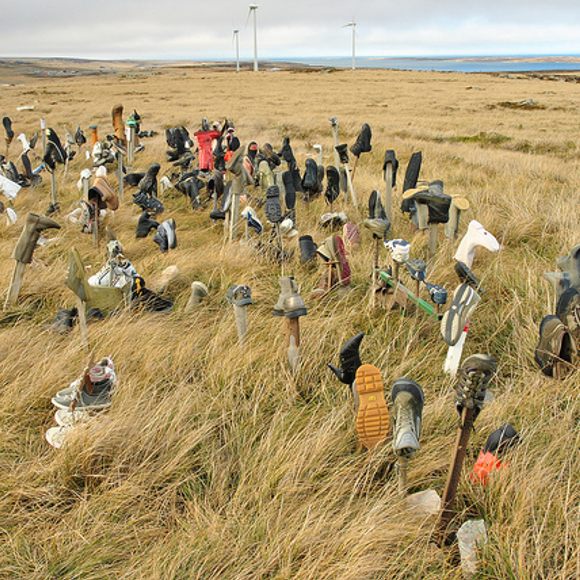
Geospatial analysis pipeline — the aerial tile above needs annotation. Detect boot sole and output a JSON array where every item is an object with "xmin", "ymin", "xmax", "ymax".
[
  {"xmin": 441, "ymin": 284, "xmax": 479, "ymax": 346},
  {"xmin": 355, "ymin": 364, "xmax": 389, "ymax": 449}
]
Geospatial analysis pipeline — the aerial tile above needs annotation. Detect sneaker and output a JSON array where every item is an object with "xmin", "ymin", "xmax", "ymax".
[
  {"xmin": 384, "ymin": 239, "xmax": 410, "ymax": 263},
  {"xmin": 226, "ymin": 284, "xmax": 253, "ymax": 307},
  {"xmin": 54, "ymin": 408, "xmax": 91, "ymax": 427},
  {"xmin": 320, "ymin": 212, "xmax": 348, "ymax": 229},
  {"xmin": 241, "ymin": 206, "xmax": 263, "ymax": 235},
  {"xmin": 279, "ymin": 217, "xmax": 298, "ymax": 238},
  {"xmin": 470, "ymin": 424, "xmax": 519, "ymax": 485},
  {"xmin": 440, "ymin": 284, "xmax": 481, "ymax": 346},
  {"xmin": 153, "ymin": 218, "xmax": 177, "ymax": 252},
  {"xmin": 328, "ymin": 331, "xmax": 364, "ymax": 385},
  {"xmin": 455, "ymin": 260, "xmax": 482, "ymax": 291},
  {"xmin": 390, "ymin": 378, "xmax": 424, "ymax": 458},
  {"xmin": 425, "ymin": 282, "xmax": 448, "ymax": 305},
  {"xmin": 455, "ymin": 354, "xmax": 497, "ymax": 418},
  {"xmin": 45, "ymin": 425, "xmax": 76, "ymax": 449},
  {"xmin": 405, "ymin": 259, "xmax": 427, "ymax": 282},
  {"xmin": 133, "ymin": 191, "xmax": 164, "ymax": 214},
  {"xmin": 354, "ymin": 364, "xmax": 390, "ymax": 449},
  {"xmin": 534, "ymin": 315, "xmax": 576, "ymax": 378},
  {"xmin": 363, "ymin": 218, "xmax": 390, "ymax": 240},
  {"xmin": 350, "ymin": 123, "xmax": 372, "ymax": 157},
  {"xmin": 136, "ymin": 211, "xmax": 159, "ymax": 238},
  {"xmin": 343, "ymin": 222, "xmax": 360, "ymax": 251}
]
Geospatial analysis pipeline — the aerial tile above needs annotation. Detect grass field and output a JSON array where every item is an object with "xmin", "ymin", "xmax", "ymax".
[{"xmin": 0, "ymin": 64, "xmax": 578, "ymax": 579}]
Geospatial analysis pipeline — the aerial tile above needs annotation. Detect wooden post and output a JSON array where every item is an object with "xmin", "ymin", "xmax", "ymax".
[
  {"xmin": 126, "ymin": 127, "xmax": 135, "ymax": 166},
  {"xmin": 428, "ymin": 224, "xmax": 438, "ymax": 258},
  {"xmin": 50, "ymin": 171, "xmax": 58, "ymax": 208},
  {"xmin": 233, "ymin": 304, "xmax": 248, "ymax": 345},
  {"xmin": 286, "ymin": 317, "xmax": 301, "ymax": 374},
  {"xmin": 229, "ymin": 176, "xmax": 242, "ymax": 242},
  {"xmin": 398, "ymin": 457, "xmax": 409, "ymax": 495},
  {"xmin": 329, "ymin": 118, "xmax": 341, "ymax": 171},
  {"xmin": 416, "ymin": 204, "xmax": 429, "ymax": 230},
  {"xmin": 92, "ymin": 201, "xmax": 99, "ymax": 247},
  {"xmin": 370, "ymin": 238, "xmax": 380, "ymax": 308},
  {"xmin": 116, "ymin": 151, "xmax": 124, "ymax": 201},
  {"xmin": 344, "ymin": 163, "xmax": 358, "ymax": 207},
  {"xmin": 434, "ymin": 406, "xmax": 476, "ymax": 547},
  {"xmin": 81, "ymin": 176, "xmax": 90, "ymax": 201},
  {"xmin": 40, "ymin": 119, "xmax": 47, "ymax": 157},
  {"xmin": 4, "ymin": 261, "xmax": 27, "ymax": 309},
  {"xmin": 384, "ymin": 164, "xmax": 393, "ymax": 223},
  {"xmin": 75, "ymin": 296, "xmax": 89, "ymax": 351},
  {"xmin": 350, "ymin": 155, "xmax": 360, "ymax": 181}
]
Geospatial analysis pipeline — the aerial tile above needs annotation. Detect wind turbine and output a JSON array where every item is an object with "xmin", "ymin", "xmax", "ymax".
[
  {"xmin": 247, "ymin": 4, "xmax": 259, "ymax": 72},
  {"xmin": 343, "ymin": 20, "xmax": 356, "ymax": 70},
  {"xmin": 233, "ymin": 29, "xmax": 240, "ymax": 72}
]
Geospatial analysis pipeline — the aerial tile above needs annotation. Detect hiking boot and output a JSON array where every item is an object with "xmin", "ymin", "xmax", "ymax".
[
  {"xmin": 385, "ymin": 239, "xmax": 410, "ymax": 263},
  {"xmin": 455, "ymin": 354, "xmax": 497, "ymax": 418},
  {"xmin": 556, "ymin": 287, "xmax": 579, "ymax": 340},
  {"xmin": 153, "ymin": 218, "xmax": 177, "ymax": 253},
  {"xmin": 133, "ymin": 191, "xmax": 164, "ymax": 214},
  {"xmin": 320, "ymin": 212, "xmax": 348, "ymax": 229},
  {"xmin": 138, "ymin": 163, "xmax": 160, "ymax": 195},
  {"xmin": 328, "ymin": 331, "xmax": 364, "ymax": 385},
  {"xmin": 13, "ymin": 213, "xmax": 61, "ymax": 264},
  {"xmin": 354, "ymin": 364, "xmax": 390, "ymax": 449},
  {"xmin": 241, "ymin": 207, "xmax": 263, "ymax": 235},
  {"xmin": 402, "ymin": 151, "xmax": 422, "ymax": 192},
  {"xmin": 350, "ymin": 123, "xmax": 372, "ymax": 157},
  {"xmin": 343, "ymin": 222, "xmax": 361, "ymax": 252},
  {"xmin": 534, "ymin": 315, "xmax": 576, "ymax": 378},
  {"xmin": 259, "ymin": 143, "xmax": 281, "ymax": 168},
  {"xmin": 185, "ymin": 281, "xmax": 209, "ymax": 311},
  {"xmin": 282, "ymin": 171, "xmax": 296, "ymax": 212},
  {"xmin": 390, "ymin": 378, "xmax": 424, "ymax": 458},
  {"xmin": 440, "ymin": 284, "xmax": 481, "ymax": 346},
  {"xmin": 425, "ymin": 282, "xmax": 448, "ymax": 305},
  {"xmin": 335, "ymin": 144, "xmax": 349, "ymax": 165},
  {"xmin": 325, "ymin": 166, "xmax": 340, "ymax": 204},
  {"xmin": 49, "ymin": 307, "xmax": 78, "ymax": 333},
  {"xmin": 3, "ymin": 116, "xmax": 14, "ymax": 144},
  {"xmin": 278, "ymin": 136, "xmax": 297, "ymax": 167},
  {"xmin": 557, "ymin": 244, "xmax": 580, "ymax": 288},
  {"xmin": 90, "ymin": 175, "xmax": 119, "ymax": 211},
  {"xmin": 405, "ymin": 259, "xmax": 427, "ymax": 282},
  {"xmin": 75, "ymin": 126, "xmax": 86, "ymax": 148},
  {"xmin": 226, "ymin": 284, "xmax": 253, "ymax": 307},
  {"xmin": 363, "ymin": 218, "xmax": 390, "ymax": 240},
  {"xmin": 470, "ymin": 424, "xmax": 519, "ymax": 485},
  {"xmin": 383, "ymin": 149, "xmax": 398, "ymax": 186},
  {"xmin": 265, "ymin": 186, "xmax": 282, "ymax": 224},
  {"xmin": 455, "ymin": 260, "xmax": 482, "ymax": 291},
  {"xmin": 52, "ymin": 361, "xmax": 116, "ymax": 411},
  {"xmin": 272, "ymin": 276, "xmax": 307, "ymax": 318},
  {"xmin": 136, "ymin": 211, "xmax": 159, "ymax": 238},
  {"xmin": 299, "ymin": 235, "xmax": 318, "ymax": 264}
]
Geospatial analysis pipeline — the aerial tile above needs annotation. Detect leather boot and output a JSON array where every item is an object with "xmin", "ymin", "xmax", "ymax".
[
  {"xmin": 13, "ymin": 212, "xmax": 61, "ymax": 264},
  {"xmin": 111, "ymin": 104, "xmax": 125, "ymax": 145}
]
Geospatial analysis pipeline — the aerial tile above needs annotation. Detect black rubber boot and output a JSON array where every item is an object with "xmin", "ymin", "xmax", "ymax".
[
  {"xmin": 325, "ymin": 166, "xmax": 340, "ymax": 204},
  {"xmin": 350, "ymin": 123, "xmax": 372, "ymax": 157},
  {"xmin": 328, "ymin": 332, "xmax": 365, "ymax": 385},
  {"xmin": 403, "ymin": 151, "xmax": 422, "ymax": 192},
  {"xmin": 299, "ymin": 235, "xmax": 318, "ymax": 264}
]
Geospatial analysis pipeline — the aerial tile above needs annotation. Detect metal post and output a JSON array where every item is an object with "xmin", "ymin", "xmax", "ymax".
[{"xmin": 253, "ymin": 9, "xmax": 258, "ymax": 72}]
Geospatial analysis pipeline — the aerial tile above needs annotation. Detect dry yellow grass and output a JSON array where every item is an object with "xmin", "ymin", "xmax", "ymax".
[{"xmin": 0, "ymin": 65, "xmax": 578, "ymax": 579}]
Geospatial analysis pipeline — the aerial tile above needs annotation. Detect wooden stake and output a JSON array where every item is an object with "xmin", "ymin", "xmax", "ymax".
[
  {"xmin": 4, "ymin": 261, "xmax": 26, "ymax": 309},
  {"xmin": 116, "ymin": 151, "xmax": 124, "ymax": 201},
  {"xmin": 330, "ymin": 118, "xmax": 341, "ymax": 171},
  {"xmin": 92, "ymin": 201, "xmax": 99, "ymax": 247},
  {"xmin": 286, "ymin": 317, "xmax": 301, "ymax": 374},
  {"xmin": 233, "ymin": 305, "xmax": 248, "ymax": 345},
  {"xmin": 370, "ymin": 238, "xmax": 380, "ymax": 308},
  {"xmin": 433, "ymin": 406, "xmax": 476, "ymax": 547},
  {"xmin": 229, "ymin": 177, "xmax": 242, "ymax": 242},
  {"xmin": 50, "ymin": 171, "xmax": 58, "ymax": 207},
  {"xmin": 344, "ymin": 163, "xmax": 358, "ymax": 207},
  {"xmin": 75, "ymin": 296, "xmax": 89, "ymax": 351},
  {"xmin": 40, "ymin": 119, "xmax": 47, "ymax": 157},
  {"xmin": 398, "ymin": 457, "xmax": 409, "ymax": 495},
  {"xmin": 350, "ymin": 155, "xmax": 360, "ymax": 181}
]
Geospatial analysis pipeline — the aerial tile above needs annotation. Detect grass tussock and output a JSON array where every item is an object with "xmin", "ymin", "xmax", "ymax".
[{"xmin": 0, "ymin": 67, "xmax": 578, "ymax": 579}]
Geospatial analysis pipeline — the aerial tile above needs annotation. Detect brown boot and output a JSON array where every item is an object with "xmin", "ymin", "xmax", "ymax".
[
  {"xmin": 89, "ymin": 176, "xmax": 119, "ymax": 211},
  {"xmin": 112, "ymin": 104, "xmax": 125, "ymax": 145},
  {"xmin": 310, "ymin": 264, "xmax": 338, "ymax": 299},
  {"xmin": 12, "ymin": 213, "xmax": 61, "ymax": 264}
]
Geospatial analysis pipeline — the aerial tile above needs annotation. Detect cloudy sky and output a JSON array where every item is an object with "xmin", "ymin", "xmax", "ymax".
[{"xmin": 1, "ymin": 0, "xmax": 579, "ymax": 60}]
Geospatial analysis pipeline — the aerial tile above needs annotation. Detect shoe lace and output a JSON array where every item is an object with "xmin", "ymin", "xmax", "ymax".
[{"xmin": 396, "ymin": 405, "xmax": 416, "ymax": 437}]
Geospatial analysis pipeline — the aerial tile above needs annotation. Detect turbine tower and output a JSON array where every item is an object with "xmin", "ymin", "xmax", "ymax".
[
  {"xmin": 233, "ymin": 29, "xmax": 240, "ymax": 72},
  {"xmin": 343, "ymin": 20, "xmax": 356, "ymax": 70},
  {"xmin": 248, "ymin": 4, "xmax": 259, "ymax": 72}
]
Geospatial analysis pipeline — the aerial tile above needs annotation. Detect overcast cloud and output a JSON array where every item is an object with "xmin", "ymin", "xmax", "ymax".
[{"xmin": 1, "ymin": 0, "xmax": 579, "ymax": 59}]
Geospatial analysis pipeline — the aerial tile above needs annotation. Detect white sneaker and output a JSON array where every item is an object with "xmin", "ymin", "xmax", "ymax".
[
  {"xmin": 55, "ymin": 408, "xmax": 91, "ymax": 427},
  {"xmin": 45, "ymin": 425, "xmax": 75, "ymax": 449}
]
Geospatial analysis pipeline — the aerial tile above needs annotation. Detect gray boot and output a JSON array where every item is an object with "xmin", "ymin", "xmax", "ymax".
[
  {"xmin": 185, "ymin": 281, "xmax": 209, "ymax": 311},
  {"xmin": 272, "ymin": 277, "xmax": 307, "ymax": 318},
  {"xmin": 390, "ymin": 378, "xmax": 424, "ymax": 458}
]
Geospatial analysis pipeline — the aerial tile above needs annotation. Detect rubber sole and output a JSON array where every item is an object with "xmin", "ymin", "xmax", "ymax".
[
  {"xmin": 354, "ymin": 364, "xmax": 389, "ymax": 449},
  {"xmin": 441, "ymin": 284, "xmax": 480, "ymax": 346}
]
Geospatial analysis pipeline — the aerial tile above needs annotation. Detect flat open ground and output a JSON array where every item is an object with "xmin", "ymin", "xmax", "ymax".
[{"xmin": 0, "ymin": 64, "xmax": 578, "ymax": 578}]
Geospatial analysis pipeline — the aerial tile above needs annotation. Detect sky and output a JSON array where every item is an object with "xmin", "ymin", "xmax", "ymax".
[{"xmin": 1, "ymin": 0, "xmax": 579, "ymax": 60}]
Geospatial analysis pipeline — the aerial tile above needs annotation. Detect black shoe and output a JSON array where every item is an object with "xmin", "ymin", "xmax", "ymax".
[
  {"xmin": 136, "ymin": 211, "xmax": 159, "ymax": 238},
  {"xmin": 350, "ymin": 123, "xmax": 372, "ymax": 157},
  {"xmin": 50, "ymin": 307, "xmax": 78, "ymax": 333},
  {"xmin": 455, "ymin": 260, "xmax": 482, "ymax": 291},
  {"xmin": 43, "ymin": 140, "xmax": 66, "ymax": 171},
  {"xmin": 325, "ymin": 166, "xmax": 340, "ymax": 204},
  {"xmin": 403, "ymin": 151, "xmax": 422, "ymax": 192},
  {"xmin": 125, "ymin": 172, "xmax": 145, "ymax": 187},
  {"xmin": 132, "ymin": 284, "xmax": 173, "ymax": 312},
  {"xmin": 425, "ymin": 282, "xmax": 448, "ymax": 305},
  {"xmin": 133, "ymin": 191, "xmax": 164, "ymax": 214},
  {"xmin": 291, "ymin": 167, "xmax": 303, "ymax": 194},
  {"xmin": 282, "ymin": 171, "xmax": 296, "ymax": 211},
  {"xmin": 2, "ymin": 116, "xmax": 14, "ymax": 144},
  {"xmin": 483, "ymin": 424, "xmax": 519, "ymax": 455},
  {"xmin": 335, "ymin": 144, "xmax": 349, "ymax": 165},
  {"xmin": 260, "ymin": 143, "xmax": 281, "ymax": 168},
  {"xmin": 302, "ymin": 158, "xmax": 320, "ymax": 197},
  {"xmin": 413, "ymin": 180, "xmax": 451, "ymax": 224},
  {"xmin": 138, "ymin": 163, "xmax": 160, "ymax": 195},
  {"xmin": 328, "ymin": 332, "xmax": 365, "ymax": 385},
  {"xmin": 368, "ymin": 190, "xmax": 387, "ymax": 220},
  {"xmin": 383, "ymin": 149, "xmax": 398, "ymax": 186},
  {"xmin": 278, "ymin": 137, "xmax": 297, "ymax": 168},
  {"xmin": 299, "ymin": 235, "xmax": 318, "ymax": 264},
  {"xmin": 265, "ymin": 186, "xmax": 282, "ymax": 224},
  {"xmin": 74, "ymin": 127, "xmax": 86, "ymax": 147}
]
